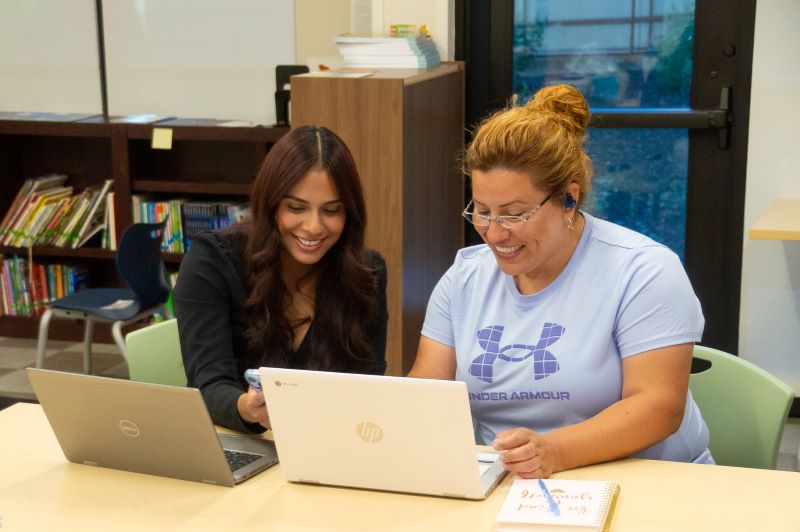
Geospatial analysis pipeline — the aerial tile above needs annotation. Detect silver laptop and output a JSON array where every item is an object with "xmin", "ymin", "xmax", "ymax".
[
  {"xmin": 259, "ymin": 368, "xmax": 507, "ymax": 500},
  {"xmin": 27, "ymin": 368, "xmax": 278, "ymax": 487}
]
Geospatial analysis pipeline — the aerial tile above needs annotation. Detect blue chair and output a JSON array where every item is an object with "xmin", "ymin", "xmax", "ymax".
[{"xmin": 36, "ymin": 220, "xmax": 172, "ymax": 374}]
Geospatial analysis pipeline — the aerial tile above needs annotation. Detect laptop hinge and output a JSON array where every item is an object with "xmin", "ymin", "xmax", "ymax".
[
  {"xmin": 82, "ymin": 460, "xmax": 98, "ymax": 466},
  {"xmin": 201, "ymin": 479, "xmax": 218, "ymax": 485}
]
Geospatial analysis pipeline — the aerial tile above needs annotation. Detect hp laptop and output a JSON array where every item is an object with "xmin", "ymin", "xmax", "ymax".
[
  {"xmin": 27, "ymin": 368, "xmax": 278, "ymax": 487},
  {"xmin": 259, "ymin": 368, "xmax": 507, "ymax": 499}
]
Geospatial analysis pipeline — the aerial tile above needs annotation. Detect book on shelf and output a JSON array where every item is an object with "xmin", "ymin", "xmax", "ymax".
[
  {"xmin": 0, "ymin": 174, "xmax": 68, "ymax": 245},
  {"xmin": 333, "ymin": 33, "xmax": 441, "ymax": 69},
  {"xmin": 156, "ymin": 118, "xmax": 255, "ymax": 127},
  {"xmin": 0, "ymin": 111, "xmax": 101, "ymax": 122},
  {"xmin": 495, "ymin": 478, "xmax": 620, "ymax": 532},
  {"xmin": 132, "ymin": 195, "xmax": 249, "ymax": 252},
  {"xmin": 0, "ymin": 175, "xmax": 119, "ymax": 250},
  {"xmin": 0, "ymin": 255, "xmax": 88, "ymax": 317},
  {"xmin": 41, "ymin": 194, "xmax": 82, "ymax": 247},
  {"xmin": 108, "ymin": 114, "xmax": 175, "ymax": 124},
  {"xmin": 102, "ymin": 191, "xmax": 118, "ymax": 250},
  {"xmin": 71, "ymin": 179, "xmax": 113, "ymax": 249},
  {"xmin": 52, "ymin": 188, "xmax": 91, "ymax": 248},
  {"xmin": 35, "ymin": 196, "xmax": 75, "ymax": 246},
  {"xmin": 12, "ymin": 186, "xmax": 75, "ymax": 247}
]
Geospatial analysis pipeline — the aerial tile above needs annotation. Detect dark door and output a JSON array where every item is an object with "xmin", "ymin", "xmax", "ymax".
[{"xmin": 457, "ymin": 0, "xmax": 755, "ymax": 353}]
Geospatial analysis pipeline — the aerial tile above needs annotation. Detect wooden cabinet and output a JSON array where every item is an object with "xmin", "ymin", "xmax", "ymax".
[
  {"xmin": 292, "ymin": 64, "xmax": 465, "ymax": 375},
  {"xmin": 0, "ymin": 117, "xmax": 288, "ymax": 341}
]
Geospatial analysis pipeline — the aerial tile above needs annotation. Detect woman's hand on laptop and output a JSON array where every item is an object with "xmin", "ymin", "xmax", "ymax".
[
  {"xmin": 492, "ymin": 427, "xmax": 557, "ymax": 479},
  {"xmin": 237, "ymin": 388, "xmax": 271, "ymax": 429}
]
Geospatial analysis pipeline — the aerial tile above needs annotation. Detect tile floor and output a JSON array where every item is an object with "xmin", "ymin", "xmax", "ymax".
[
  {"xmin": 0, "ymin": 335, "xmax": 798, "ymax": 472},
  {"xmin": 0, "ymin": 336, "xmax": 128, "ymax": 401}
]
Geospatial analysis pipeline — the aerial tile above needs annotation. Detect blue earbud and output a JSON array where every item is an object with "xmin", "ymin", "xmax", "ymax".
[{"xmin": 564, "ymin": 195, "xmax": 577, "ymax": 208}]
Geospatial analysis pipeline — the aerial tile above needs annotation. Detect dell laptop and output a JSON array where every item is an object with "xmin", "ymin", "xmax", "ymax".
[
  {"xmin": 259, "ymin": 368, "xmax": 507, "ymax": 499},
  {"xmin": 27, "ymin": 368, "xmax": 278, "ymax": 487}
]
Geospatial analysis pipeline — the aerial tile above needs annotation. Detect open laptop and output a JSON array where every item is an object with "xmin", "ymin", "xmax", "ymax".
[
  {"xmin": 259, "ymin": 368, "xmax": 507, "ymax": 499},
  {"xmin": 26, "ymin": 368, "xmax": 278, "ymax": 487}
]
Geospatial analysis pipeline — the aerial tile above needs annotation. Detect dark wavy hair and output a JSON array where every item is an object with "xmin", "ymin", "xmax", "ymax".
[{"xmin": 242, "ymin": 125, "xmax": 377, "ymax": 372}]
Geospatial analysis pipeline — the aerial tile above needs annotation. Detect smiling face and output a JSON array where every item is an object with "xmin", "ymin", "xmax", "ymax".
[
  {"xmin": 277, "ymin": 168, "xmax": 346, "ymax": 274},
  {"xmin": 471, "ymin": 167, "xmax": 581, "ymax": 293}
]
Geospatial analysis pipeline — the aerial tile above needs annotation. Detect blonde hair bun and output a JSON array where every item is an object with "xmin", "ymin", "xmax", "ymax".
[{"xmin": 525, "ymin": 84, "xmax": 590, "ymax": 142}]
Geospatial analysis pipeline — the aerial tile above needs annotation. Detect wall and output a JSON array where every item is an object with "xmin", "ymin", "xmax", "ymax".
[
  {"xmin": 739, "ymin": 0, "xmax": 800, "ymax": 393},
  {"xmin": 295, "ymin": 0, "xmax": 350, "ymax": 69},
  {"xmin": 0, "ymin": 0, "xmax": 454, "ymax": 119},
  {"xmin": 103, "ymin": 0, "xmax": 295, "ymax": 125},
  {"xmin": 0, "ymin": 0, "xmax": 102, "ymax": 114},
  {"xmin": 294, "ymin": 0, "xmax": 454, "ymax": 67},
  {"xmin": 371, "ymin": 0, "xmax": 455, "ymax": 61}
]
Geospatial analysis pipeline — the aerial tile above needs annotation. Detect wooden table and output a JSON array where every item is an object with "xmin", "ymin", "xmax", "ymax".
[
  {"xmin": 1, "ymin": 403, "xmax": 799, "ymax": 531},
  {"xmin": 749, "ymin": 198, "xmax": 800, "ymax": 240}
]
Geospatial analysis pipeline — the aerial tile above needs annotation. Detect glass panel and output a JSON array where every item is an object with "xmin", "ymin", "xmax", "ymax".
[
  {"xmin": 513, "ymin": 0, "xmax": 695, "ymax": 107},
  {"xmin": 585, "ymin": 128, "xmax": 688, "ymax": 258},
  {"xmin": 511, "ymin": 1, "xmax": 695, "ymax": 260}
]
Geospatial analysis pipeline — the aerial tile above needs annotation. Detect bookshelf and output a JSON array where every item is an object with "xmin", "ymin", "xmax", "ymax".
[
  {"xmin": 292, "ymin": 63, "xmax": 466, "ymax": 376},
  {"xmin": 0, "ymin": 116, "xmax": 289, "ymax": 342}
]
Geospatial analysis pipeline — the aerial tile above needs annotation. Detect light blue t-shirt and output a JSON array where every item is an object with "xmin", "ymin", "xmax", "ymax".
[{"xmin": 421, "ymin": 213, "xmax": 712, "ymax": 463}]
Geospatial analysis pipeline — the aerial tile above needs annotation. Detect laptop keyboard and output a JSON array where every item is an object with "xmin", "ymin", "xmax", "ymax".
[
  {"xmin": 477, "ymin": 451, "xmax": 501, "ymax": 476},
  {"xmin": 224, "ymin": 449, "xmax": 262, "ymax": 471}
]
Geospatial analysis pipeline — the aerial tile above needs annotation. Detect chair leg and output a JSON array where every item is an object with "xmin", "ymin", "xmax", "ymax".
[
  {"xmin": 82, "ymin": 319, "xmax": 95, "ymax": 375},
  {"xmin": 36, "ymin": 309, "xmax": 54, "ymax": 369},
  {"xmin": 112, "ymin": 321, "xmax": 127, "ymax": 359}
]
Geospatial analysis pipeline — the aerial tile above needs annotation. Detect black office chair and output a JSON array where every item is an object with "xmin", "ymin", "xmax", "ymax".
[
  {"xmin": 36, "ymin": 220, "xmax": 172, "ymax": 374},
  {"xmin": 275, "ymin": 64, "xmax": 309, "ymax": 126}
]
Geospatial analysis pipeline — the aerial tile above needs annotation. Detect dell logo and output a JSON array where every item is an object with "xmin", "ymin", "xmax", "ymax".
[
  {"xmin": 356, "ymin": 421, "xmax": 383, "ymax": 443},
  {"xmin": 118, "ymin": 420, "xmax": 141, "ymax": 438}
]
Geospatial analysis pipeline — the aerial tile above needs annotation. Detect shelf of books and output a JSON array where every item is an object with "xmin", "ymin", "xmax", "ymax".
[
  {"xmin": 0, "ymin": 112, "xmax": 288, "ymax": 342},
  {"xmin": 125, "ymin": 121, "xmax": 283, "ymax": 257}
]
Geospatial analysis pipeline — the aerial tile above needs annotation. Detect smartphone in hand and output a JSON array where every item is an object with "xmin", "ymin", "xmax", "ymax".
[{"xmin": 244, "ymin": 368, "xmax": 262, "ymax": 392}]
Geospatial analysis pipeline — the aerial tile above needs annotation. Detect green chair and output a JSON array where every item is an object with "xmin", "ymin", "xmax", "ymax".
[
  {"xmin": 124, "ymin": 318, "xmax": 187, "ymax": 386},
  {"xmin": 690, "ymin": 345, "xmax": 794, "ymax": 469}
]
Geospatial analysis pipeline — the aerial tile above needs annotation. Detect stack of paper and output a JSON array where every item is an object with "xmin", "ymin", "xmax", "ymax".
[{"xmin": 333, "ymin": 34, "xmax": 441, "ymax": 69}]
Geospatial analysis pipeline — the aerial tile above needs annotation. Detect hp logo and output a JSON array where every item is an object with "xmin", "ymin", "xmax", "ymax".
[{"xmin": 356, "ymin": 421, "xmax": 383, "ymax": 443}]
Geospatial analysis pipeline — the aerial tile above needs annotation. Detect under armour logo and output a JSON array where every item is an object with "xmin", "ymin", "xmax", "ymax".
[{"xmin": 468, "ymin": 323, "xmax": 564, "ymax": 383}]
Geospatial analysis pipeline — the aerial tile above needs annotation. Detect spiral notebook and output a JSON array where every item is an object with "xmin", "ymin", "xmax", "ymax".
[{"xmin": 495, "ymin": 478, "xmax": 620, "ymax": 531}]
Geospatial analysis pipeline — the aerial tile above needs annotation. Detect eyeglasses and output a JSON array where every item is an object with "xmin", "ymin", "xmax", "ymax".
[{"xmin": 462, "ymin": 195, "xmax": 552, "ymax": 230}]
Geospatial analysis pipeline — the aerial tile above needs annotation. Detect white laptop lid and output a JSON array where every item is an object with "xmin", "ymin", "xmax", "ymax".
[
  {"xmin": 260, "ymin": 368, "xmax": 505, "ymax": 499},
  {"xmin": 26, "ymin": 368, "xmax": 277, "ymax": 487}
]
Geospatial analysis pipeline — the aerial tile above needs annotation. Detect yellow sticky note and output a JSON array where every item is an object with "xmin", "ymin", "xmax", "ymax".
[{"xmin": 151, "ymin": 127, "xmax": 173, "ymax": 150}]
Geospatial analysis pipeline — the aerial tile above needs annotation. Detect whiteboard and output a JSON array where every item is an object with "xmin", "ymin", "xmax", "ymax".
[
  {"xmin": 0, "ymin": 0, "xmax": 103, "ymax": 114},
  {"xmin": 103, "ymin": 0, "xmax": 296, "ymax": 125}
]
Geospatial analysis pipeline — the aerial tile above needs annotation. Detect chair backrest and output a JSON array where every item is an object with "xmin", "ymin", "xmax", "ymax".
[
  {"xmin": 124, "ymin": 319, "xmax": 187, "ymax": 386},
  {"xmin": 689, "ymin": 345, "xmax": 794, "ymax": 469},
  {"xmin": 116, "ymin": 220, "xmax": 170, "ymax": 309}
]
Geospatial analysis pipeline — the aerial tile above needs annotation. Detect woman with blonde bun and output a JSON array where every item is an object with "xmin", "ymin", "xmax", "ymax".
[{"xmin": 408, "ymin": 84, "xmax": 713, "ymax": 478}]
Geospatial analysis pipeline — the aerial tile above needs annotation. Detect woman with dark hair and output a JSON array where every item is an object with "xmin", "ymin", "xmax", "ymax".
[{"xmin": 175, "ymin": 126, "xmax": 387, "ymax": 432}]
